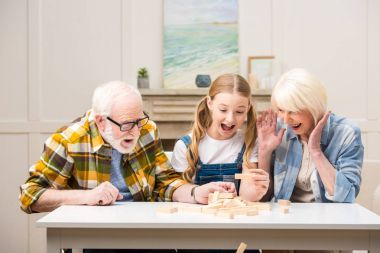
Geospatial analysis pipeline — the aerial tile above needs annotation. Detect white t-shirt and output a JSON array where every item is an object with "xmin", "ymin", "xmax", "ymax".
[{"xmin": 171, "ymin": 130, "xmax": 258, "ymax": 173}]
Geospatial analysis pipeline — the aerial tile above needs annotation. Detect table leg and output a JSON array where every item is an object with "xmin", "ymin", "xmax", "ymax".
[
  {"xmin": 369, "ymin": 230, "xmax": 380, "ymax": 252},
  {"xmin": 46, "ymin": 228, "xmax": 61, "ymax": 253}
]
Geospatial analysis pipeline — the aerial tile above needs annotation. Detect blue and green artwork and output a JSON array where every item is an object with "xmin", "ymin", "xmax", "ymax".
[{"xmin": 164, "ymin": 0, "xmax": 238, "ymax": 89}]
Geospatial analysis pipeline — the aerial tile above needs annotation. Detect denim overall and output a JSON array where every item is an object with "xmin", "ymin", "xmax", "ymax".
[
  {"xmin": 179, "ymin": 135, "xmax": 260, "ymax": 253},
  {"xmin": 180, "ymin": 135, "xmax": 244, "ymax": 193}
]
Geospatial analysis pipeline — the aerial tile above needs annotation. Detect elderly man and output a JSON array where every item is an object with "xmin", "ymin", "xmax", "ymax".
[{"xmin": 19, "ymin": 81, "xmax": 235, "ymax": 214}]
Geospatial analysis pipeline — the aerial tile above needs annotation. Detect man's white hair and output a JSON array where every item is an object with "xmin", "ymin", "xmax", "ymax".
[
  {"xmin": 271, "ymin": 68, "xmax": 327, "ymax": 124},
  {"xmin": 92, "ymin": 81, "xmax": 142, "ymax": 116}
]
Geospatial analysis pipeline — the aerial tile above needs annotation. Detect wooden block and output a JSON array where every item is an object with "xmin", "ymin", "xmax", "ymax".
[
  {"xmin": 218, "ymin": 207, "xmax": 235, "ymax": 213},
  {"xmin": 211, "ymin": 191, "xmax": 220, "ymax": 203},
  {"xmin": 222, "ymin": 198, "xmax": 245, "ymax": 208},
  {"xmin": 223, "ymin": 200, "xmax": 236, "ymax": 208},
  {"xmin": 216, "ymin": 211, "xmax": 234, "ymax": 219},
  {"xmin": 278, "ymin": 199, "xmax": 291, "ymax": 206},
  {"xmin": 234, "ymin": 209, "xmax": 249, "ymax": 215},
  {"xmin": 222, "ymin": 199, "xmax": 232, "ymax": 207},
  {"xmin": 232, "ymin": 198, "xmax": 246, "ymax": 207},
  {"xmin": 156, "ymin": 206, "xmax": 178, "ymax": 214},
  {"xmin": 236, "ymin": 242, "xmax": 247, "ymax": 253},
  {"xmin": 205, "ymin": 202, "xmax": 223, "ymax": 209},
  {"xmin": 202, "ymin": 207, "xmax": 218, "ymax": 214},
  {"xmin": 235, "ymin": 173, "xmax": 254, "ymax": 180},
  {"xmin": 219, "ymin": 207, "xmax": 245, "ymax": 215},
  {"xmin": 280, "ymin": 206, "xmax": 289, "ymax": 214},
  {"xmin": 218, "ymin": 192, "xmax": 235, "ymax": 199},
  {"xmin": 243, "ymin": 201, "xmax": 258, "ymax": 207},
  {"xmin": 208, "ymin": 193, "xmax": 214, "ymax": 204}
]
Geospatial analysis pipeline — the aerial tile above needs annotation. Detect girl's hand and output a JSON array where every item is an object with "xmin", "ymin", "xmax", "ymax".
[
  {"xmin": 195, "ymin": 182, "xmax": 236, "ymax": 204},
  {"xmin": 244, "ymin": 168, "xmax": 270, "ymax": 200}
]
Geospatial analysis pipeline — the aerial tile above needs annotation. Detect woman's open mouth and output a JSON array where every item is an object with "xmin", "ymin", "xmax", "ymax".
[{"xmin": 291, "ymin": 123, "xmax": 302, "ymax": 130}]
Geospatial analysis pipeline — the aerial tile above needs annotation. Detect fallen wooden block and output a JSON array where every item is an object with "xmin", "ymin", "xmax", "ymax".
[
  {"xmin": 205, "ymin": 202, "xmax": 223, "ymax": 209},
  {"xmin": 280, "ymin": 206, "xmax": 290, "ymax": 214},
  {"xmin": 236, "ymin": 242, "xmax": 247, "ymax": 253},
  {"xmin": 222, "ymin": 199, "xmax": 232, "ymax": 207},
  {"xmin": 219, "ymin": 206, "xmax": 257, "ymax": 216},
  {"xmin": 278, "ymin": 199, "xmax": 291, "ymax": 206},
  {"xmin": 232, "ymin": 198, "xmax": 246, "ymax": 207},
  {"xmin": 219, "ymin": 192, "xmax": 235, "ymax": 199},
  {"xmin": 202, "ymin": 207, "xmax": 218, "ymax": 215},
  {"xmin": 216, "ymin": 211, "xmax": 234, "ymax": 219},
  {"xmin": 156, "ymin": 206, "xmax": 178, "ymax": 214}
]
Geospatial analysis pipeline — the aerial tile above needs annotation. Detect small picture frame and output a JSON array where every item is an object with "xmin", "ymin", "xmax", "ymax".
[{"xmin": 247, "ymin": 56, "xmax": 275, "ymax": 89}]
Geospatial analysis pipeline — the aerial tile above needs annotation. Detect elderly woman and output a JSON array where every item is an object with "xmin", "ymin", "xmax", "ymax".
[{"xmin": 258, "ymin": 68, "xmax": 364, "ymax": 205}]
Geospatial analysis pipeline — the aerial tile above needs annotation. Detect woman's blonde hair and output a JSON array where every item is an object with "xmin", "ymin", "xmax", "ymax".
[
  {"xmin": 271, "ymin": 68, "xmax": 327, "ymax": 124},
  {"xmin": 183, "ymin": 73, "xmax": 257, "ymax": 182}
]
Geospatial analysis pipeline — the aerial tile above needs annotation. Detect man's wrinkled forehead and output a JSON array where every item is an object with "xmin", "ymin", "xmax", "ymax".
[{"xmin": 111, "ymin": 94, "xmax": 144, "ymax": 119}]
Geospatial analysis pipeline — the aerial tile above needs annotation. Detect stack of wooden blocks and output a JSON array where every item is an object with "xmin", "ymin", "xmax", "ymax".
[
  {"xmin": 157, "ymin": 173, "xmax": 291, "ymax": 217},
  {"xmin": 157, "ymin": 191, "xmax": 274, "ymax": 219}
]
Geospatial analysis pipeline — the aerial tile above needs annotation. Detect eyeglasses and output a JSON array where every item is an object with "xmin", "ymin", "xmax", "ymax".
[{"xmin": 106, "ymin": 112, "xmax": 149, "ymax": 132}]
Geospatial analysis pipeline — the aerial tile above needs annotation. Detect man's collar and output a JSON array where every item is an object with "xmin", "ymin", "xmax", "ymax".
[{"xmin": 87, "ymin": 110, "xmax": 108, "ymax": 154}]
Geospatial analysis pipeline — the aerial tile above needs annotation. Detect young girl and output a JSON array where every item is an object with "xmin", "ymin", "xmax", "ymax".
[{"xmin": 171, "ymin": 73, "xmax": 269, "ymax": 202}]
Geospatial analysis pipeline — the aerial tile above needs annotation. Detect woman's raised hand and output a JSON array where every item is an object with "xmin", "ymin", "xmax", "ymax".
[
  {"xmin": 308, "ymin": 111, "xmax": 331, "ymax": 154},
  {"xmin": 256, "ymin": 109, "xmax": 285, "ymax": 154}
]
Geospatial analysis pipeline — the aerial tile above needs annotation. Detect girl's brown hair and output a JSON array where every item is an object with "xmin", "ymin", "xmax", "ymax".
[{"xmin": 183, "ymin": 73, "xmax": 257, "ymax": 182}]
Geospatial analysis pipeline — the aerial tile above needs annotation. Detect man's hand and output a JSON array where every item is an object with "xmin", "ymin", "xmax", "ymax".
[
  {"xmin": 194, "ymin": 181, "xmax": 236, "ymax": 204},
  {"xmin": 257, "ymin": 109, "xmax": 285, "ymax": 155},
  {"xmin": 85, "ymin": 181, "xmax": 123, "ymax": 206}
]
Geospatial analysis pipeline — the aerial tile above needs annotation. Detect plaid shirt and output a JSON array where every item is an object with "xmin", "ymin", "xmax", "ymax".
[{"xmin": 19, "ymin": 110, "xmax": 186, "ymax": 213}]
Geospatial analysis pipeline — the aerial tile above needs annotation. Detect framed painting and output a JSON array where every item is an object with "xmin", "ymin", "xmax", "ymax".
[
  {"xmin": 164, "ymin": 0, "xmax": 239, "ymax": 89},
  {"xmin": 247, "ymin": 56, "xmax": 275, "ymax": 89}
]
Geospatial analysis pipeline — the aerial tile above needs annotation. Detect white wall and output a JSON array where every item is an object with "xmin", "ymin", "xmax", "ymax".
[{"xmin": 1, "ymin": 0, "xmax": 379, "ymax": 252}]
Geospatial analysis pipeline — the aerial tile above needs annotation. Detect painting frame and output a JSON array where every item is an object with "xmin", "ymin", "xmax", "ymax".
[
  {"xmin": 163, "ymin": 0, "xmax": 239, "ymax": 89},
  {"xmin": 247, "ymin": 56, "xmax": 275, "ymax": 90}
]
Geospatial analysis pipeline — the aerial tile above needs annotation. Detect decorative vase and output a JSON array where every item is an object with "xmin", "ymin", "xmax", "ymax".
[
  {"xmin": 195, "ymin": 74, "xmax": 211, "ymax": 88},
  {"xmin": 138, "ymin": 77, "xmax": 149, "ymax": 89}
]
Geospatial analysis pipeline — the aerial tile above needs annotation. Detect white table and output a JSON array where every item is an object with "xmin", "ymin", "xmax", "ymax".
[{"xmin": 37, "ymin": 202, "xmax": 380, "ymax": 252}]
